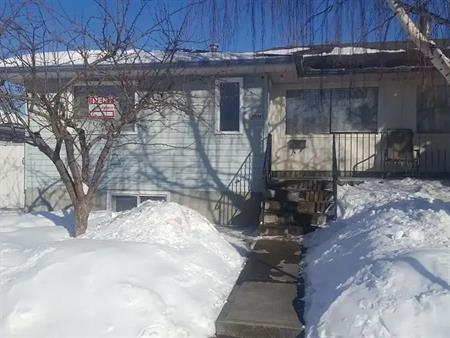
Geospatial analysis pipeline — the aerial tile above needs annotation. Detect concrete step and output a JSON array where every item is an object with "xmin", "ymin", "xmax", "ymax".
[
  {"xmin": 269, "ymin": 179, "xmax": 333, "ymax": 191},
  {"xmin": 265, "ymin": 200, "xmax": 331, "ymax": 214},
  {"xmin": 266, "ymin": 189, "xmax": 333, "ymax": 203},
  {"xmin": 215, "ymin": 239, "xmax": 303, "ymax": 338},
  {"xmin": 215, "ymin": 282, "xmax": 303, "ymax": 338},
  {"xmin": 259, "ymin": 223, "xmax": 304, "ymax": 236}
]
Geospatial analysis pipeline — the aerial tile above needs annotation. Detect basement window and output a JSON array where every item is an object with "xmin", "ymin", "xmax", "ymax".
[
  {"xmin": 112, "ymin": 193, "xmax": 167, "ymax": 212},
  {"xmin": 216, "ymin": 78, "xmax": 243, "ymax": 133}
]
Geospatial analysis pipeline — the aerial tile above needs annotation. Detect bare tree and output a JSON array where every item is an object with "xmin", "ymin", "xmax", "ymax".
[
  {"xmin": 196, "ymin": 0, "xmax": 449, "ymax": 82},
  {"xmin": 0, "ymin": 0, "xmax": 194, "ymax": 235}
]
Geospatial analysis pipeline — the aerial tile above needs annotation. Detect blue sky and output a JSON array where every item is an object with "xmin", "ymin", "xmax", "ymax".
[{"xmin": 39, "ymin": 0, "xmax": 450, "ymax": 52}]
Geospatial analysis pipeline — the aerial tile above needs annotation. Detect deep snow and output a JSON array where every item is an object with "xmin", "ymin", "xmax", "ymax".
[
  {"xmin": 0, "ymin": 201, "xmax": 245, "ymax": 338},
  {"xmin": 304, "ymin": 179, "xmax": 450, "ymax": 338}
]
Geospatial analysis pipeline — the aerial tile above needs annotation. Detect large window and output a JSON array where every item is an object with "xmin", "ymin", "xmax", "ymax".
[
  {"xmin": 286, "ymin": 87, "xmax": 378, "ymax": 134},
  {"xmin": 216, "ymin": 78, "xmax": 242, "ymax": 133},
  {"xmin": 417, "ymin": 84, "xmax": 450, "ymax": 133},
  {"xmin": 286, "ymin": 90, "xmax": 330, "ymax": 134}
]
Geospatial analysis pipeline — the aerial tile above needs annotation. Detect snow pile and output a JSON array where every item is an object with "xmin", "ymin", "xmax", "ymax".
[
  {"xmin": 83, "ymin": 201, "xmax": 238, "ymax": 256},
  {"xmin": 304, "ymin": 179, "xmax": 450, "ymax": 338},
  {"xmin": 0, "ymin": 202, "xmax": 243, "ymax": 338}
]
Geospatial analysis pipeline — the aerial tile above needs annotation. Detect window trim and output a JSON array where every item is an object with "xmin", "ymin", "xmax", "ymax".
[
  {"xmin": 107, "ymin": 190, "xmax": 170, "ymax": 211},
  {"xmin": 119, "ymin": 91, "xmax": 139, "ymax": 135},
  {"xmin": 215, "ymin": 77, "xmax": 244, "ymax": 134}
]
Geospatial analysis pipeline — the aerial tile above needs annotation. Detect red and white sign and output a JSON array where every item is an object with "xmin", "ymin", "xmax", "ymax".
[{"xmin": 88, "ymin": 96, "xmax": 116, "ymax": 118}]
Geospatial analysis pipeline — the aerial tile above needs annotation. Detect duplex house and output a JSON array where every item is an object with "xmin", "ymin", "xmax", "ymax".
[{"xmin": 2, "ymin": 40, "xmax": 449, "ymax": 229}]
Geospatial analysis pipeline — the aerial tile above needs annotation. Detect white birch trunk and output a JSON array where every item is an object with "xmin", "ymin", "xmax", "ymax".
[{"xmin": 387, "ymin": 0, "xmax": 450, "ymax": 84}]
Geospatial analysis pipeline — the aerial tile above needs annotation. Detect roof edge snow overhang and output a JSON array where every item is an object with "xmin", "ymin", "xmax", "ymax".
[
  {"xmin": 294, "ymin": 48, "xmax": 450, "ymax": 76},
  {"xmin": 0, "ymin": 56, "xmax": 296, "ymax": 84}
]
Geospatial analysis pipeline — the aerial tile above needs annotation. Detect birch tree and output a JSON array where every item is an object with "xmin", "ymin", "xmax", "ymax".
[{"xmin": 387, "ymin": 0, "xmax": 450, "ymax": 84}]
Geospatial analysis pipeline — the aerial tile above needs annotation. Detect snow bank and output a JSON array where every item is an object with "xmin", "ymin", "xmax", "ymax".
[
  {"xmin": 304, "ymin": 179, "xmax": 450, "ymax": 338},
  {"xmin": 0, "ymin": 202, "xmax": 244, "ymax": 338}
]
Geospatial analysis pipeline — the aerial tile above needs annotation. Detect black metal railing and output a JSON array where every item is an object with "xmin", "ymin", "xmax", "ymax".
[
  {"xmin": 333, "ymin": 132, "xmax": 381, "ymax": 176},
  {"xmin": 332, "ymin": 131, "xmax": 449, "ymax": 178},
  {"xmin": 214, "ymin": 151, "xmax": 254, "ymax": 225},
  {"xmin": 260, "ymin": 133, "xmax": 272, "ymax": 226},
  {"xmin": 331, "ymin": 133, "xmax": 338, "ymax": 220},
  {"xmin": 263, "ymin": 133, "xmax": 272, "ymax": 186},
  {"xmin": 416, "ymin": 135, "xmax": 448, "ymax": 177}
]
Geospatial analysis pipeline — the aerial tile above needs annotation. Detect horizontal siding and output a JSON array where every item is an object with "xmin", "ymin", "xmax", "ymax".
[
  {"xmin": 102, "ymin": 74, "xmax": 266, "ymax": 192},
  {"xmin": 25, "ymin": 74, "xmax": 268, "ymax": 197}
]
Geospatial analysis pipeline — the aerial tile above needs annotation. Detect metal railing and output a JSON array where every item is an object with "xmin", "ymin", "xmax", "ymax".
[
  {"xmin": 333, "ymin": 132, "xmax": 381, "ymax": 176},
  {"xmin": 214, "ymin": 151, "xmax": 254, "ymax": 225},
  {"xmin": 332, "ymin": 131, "xmax": 449, "ymax": 178},
  {"xmin": 416, "ymin": 135, "xmax": 448, "ymax": 176},
  {"xmin": 260, "ymin": 133, "xmax": 272, "ymax": 226},
  {"xmin": 331, "ymin": 133, "xmax": 338, "ymax": 220},
  {"xmin": 263, "ymin": 133, "xmax": 272, "ymax": 186}
]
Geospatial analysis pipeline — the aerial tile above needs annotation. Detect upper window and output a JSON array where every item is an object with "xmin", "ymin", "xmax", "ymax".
[
  {"xmin": 417, "ymin": 84, "xmax": 450, "ymax": 133},
  {"xmin": 216, "ymin": 78, "xmax": 242, "ymax": 133},
  {"xmin": 286, "ymin": 87, "xmax": 378, "ymax": 134}
]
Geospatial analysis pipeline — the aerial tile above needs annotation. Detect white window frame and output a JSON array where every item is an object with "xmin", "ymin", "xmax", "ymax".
[
  {"xmin": 107, "ymin": 190, "xmax": 170, "ymax": 211},
  {"xmin": 215, "ymin": 77, "xmax": 244, "ymax": 134},
  {"xmin": 120, "ymin": 92, "xmax": 140, "ymax": 135}
]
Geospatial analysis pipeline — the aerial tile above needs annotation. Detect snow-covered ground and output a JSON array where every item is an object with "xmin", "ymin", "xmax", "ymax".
[
  {"xmin": 0, "ymin": 201, "xmax": 246, "ymax": 338},
  {"xmin": 304, "ymin": 179, "xmax": 450, "ymax": 338}
]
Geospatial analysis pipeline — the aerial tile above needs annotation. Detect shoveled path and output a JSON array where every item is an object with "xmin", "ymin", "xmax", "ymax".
[{"xmin": 215, "ymin": 238, "xmax": 304, "ymax": 338}]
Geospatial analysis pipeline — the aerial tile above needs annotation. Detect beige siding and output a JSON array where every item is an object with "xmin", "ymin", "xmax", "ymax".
[{"xmin": 269, "ymin": 72, "xmax": 450, "ymax": 174}]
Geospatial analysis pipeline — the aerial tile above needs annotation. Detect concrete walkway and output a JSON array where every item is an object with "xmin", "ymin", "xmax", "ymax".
[{"xmin": 216, "ymin": 239, "xmax": 304, "ymax": 338}]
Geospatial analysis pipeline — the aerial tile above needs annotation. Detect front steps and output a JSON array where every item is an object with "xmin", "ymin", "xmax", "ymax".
[{"xmin": 260, "ymin": 177, "xmax": 335, "ymax": 236}]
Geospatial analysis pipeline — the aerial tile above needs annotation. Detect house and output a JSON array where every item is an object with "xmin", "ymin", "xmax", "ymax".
[
  {"xmin": 0, "ymin": 123, "xmax": 25, "ymax": 209},
  {"xmin": 1, "ymin": 40, "xmax": 449, "ymax": 229}
]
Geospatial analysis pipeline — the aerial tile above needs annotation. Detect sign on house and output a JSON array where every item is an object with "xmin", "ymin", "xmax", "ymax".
[{"xmin": 88, "ymin": 96, "xmax": 116, "ymax": 118}]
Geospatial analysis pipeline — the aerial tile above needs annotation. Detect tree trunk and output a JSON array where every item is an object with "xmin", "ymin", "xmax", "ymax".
[
  {"xmin": 387, "ymin": 0, "xmax": 450, "ymax": 84},
  {"xmin": 74, "ymin": 199, "xmax": 92, "ymax": 237}
]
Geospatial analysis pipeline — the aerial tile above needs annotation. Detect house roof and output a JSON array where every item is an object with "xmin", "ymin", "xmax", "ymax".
[
  {"xmin": 0, "ymin": 40, "xmax": 448, "ymax": 78},
  {"xmin": 0, "ymin": 123, "xmax": 26, "ymax": 143}
]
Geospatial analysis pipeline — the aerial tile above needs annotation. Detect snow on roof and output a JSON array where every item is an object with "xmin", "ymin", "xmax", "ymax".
[
  {"xmin": 0, "ymin": 44, "xmax": 411, "ymax": 68},
  {"xmin": 0, "ymin": 49, "xmax": 258, "ymax": 68}
]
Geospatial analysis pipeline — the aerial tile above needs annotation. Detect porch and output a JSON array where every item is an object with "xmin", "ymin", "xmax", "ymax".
[{"xmin": 270, "ymin": 131, "xmax": 450, "ymax": 180}]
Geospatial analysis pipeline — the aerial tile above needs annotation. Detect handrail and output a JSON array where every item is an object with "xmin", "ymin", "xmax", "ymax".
[
  {"xmin": 214, "ymin": 150, "xmax": 253, "ymax": 210},
  {"xmin": 260, "ymin": 133, "xmax": 272, "ymax": 226},
  {"xmin": 214, "ymin": 134, "xmax": 272, "ymax": 225},
  {"xmin": 263, "ymin": 133, "xmax": 272, "ymax": 186},
  {"xmin": 331, "ymin": 133, "xmax": 338, "ymax": 220},
  {"xmin": 352, "ymin": 154, "xmax": 376, "ymax": 173}
]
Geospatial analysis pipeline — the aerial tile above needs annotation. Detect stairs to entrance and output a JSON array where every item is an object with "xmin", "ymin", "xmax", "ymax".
[{"xmin": 260, "ymin": 176, "xmax": 336, "ymax": 236}]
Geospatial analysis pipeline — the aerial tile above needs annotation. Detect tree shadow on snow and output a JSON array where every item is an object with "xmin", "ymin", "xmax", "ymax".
[{"xmin": 33, "ymin": 209, "xmax": 75, "ymax": 236}]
